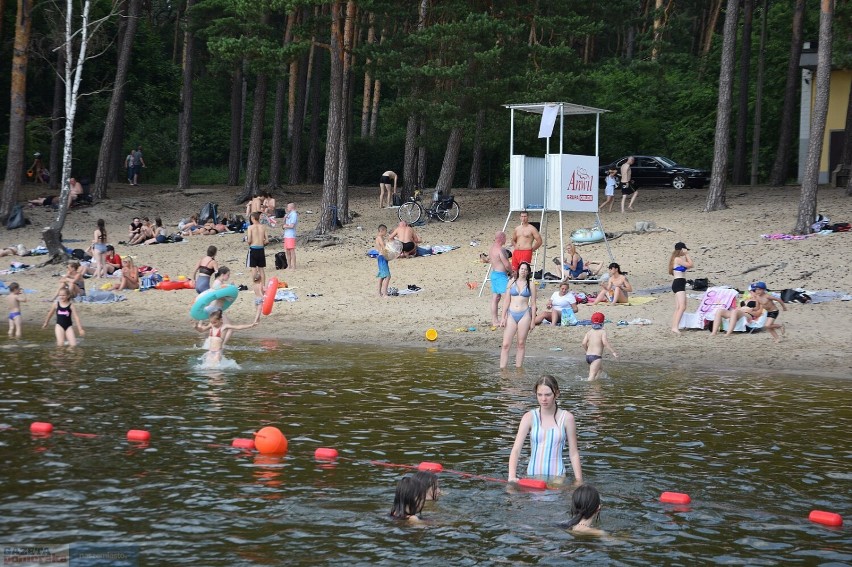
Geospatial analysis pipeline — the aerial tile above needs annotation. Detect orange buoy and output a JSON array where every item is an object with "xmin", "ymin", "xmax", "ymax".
[
  {"xmin": 254, "ymin": 426, "xmax": 288, "ymax": 455},
  {"xmin": 30, "ymin": 422, "xmax": 54, "ymax": 435},
  {"xmin": 232, "ymin": 438, "xmax": 256, "ymax": 450},
  {"xmin": 517, "ymin": 478, "xmax": 547, "ymax": 490},
  {"xmin": 126, "ymin": 429, "xmax": 151, "ymax": 442},
  {"xmin": 261, "ymin": 278, "xmax": 279, "ymax": 316},
  {"xmin": 660, "ymin": 491, "xmax": 691, "ymax": 504},
  {"xmin": 418, "ymin": 461, "xmax": 443, "ymax": 472},
  {"xmin": 809, "ymin": 510, "xmax": 843, "ymax": 527},
  {"xmin": 314, "ymin": 447, "xmax": 339, "ymax": 461}
]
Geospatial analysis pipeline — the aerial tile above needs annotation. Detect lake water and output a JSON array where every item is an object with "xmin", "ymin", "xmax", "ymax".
[{"xmin": 0, "ymin": 331, "xmax": 849, "ymax": 565}]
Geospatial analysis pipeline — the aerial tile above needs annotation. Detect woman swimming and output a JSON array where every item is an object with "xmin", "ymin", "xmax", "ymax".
[
  {"xmin": 560, "ymin": 484, "xmax": 604, "ymax": 535},
  {"xmin": 389, "ymin": 471, "xmax": 439, "ymax": 523},
  {"xmin": 499, "ymin": 261, "xmax": 536, "ymax": 369}
]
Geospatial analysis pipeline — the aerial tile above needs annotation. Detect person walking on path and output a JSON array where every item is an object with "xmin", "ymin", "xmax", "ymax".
[
  {"xmin": 620, "ymin": 156, "xmax": 638, "ymax": 213},
  {"xmin": 131, "ymin": 145, "xmax": 146, "ymax": 186}
]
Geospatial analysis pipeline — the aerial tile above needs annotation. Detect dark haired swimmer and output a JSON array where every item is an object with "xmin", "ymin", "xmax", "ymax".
[
  {"xmin": 390, "ymin": 471, "xmax": 439, "ymax": 523},
  {"xmin": 560, "ymin": 484, "xmax": 605, "ymax": 535}
]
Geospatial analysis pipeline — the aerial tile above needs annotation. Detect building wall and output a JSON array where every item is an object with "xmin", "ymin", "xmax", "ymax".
[{"xmin": 811, "ymin": 69, "xmax": 851, "ymax": 183}]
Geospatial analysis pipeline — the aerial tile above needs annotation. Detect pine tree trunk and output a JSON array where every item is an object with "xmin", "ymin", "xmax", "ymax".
[
  {"xmin": 335, "ymin": 0, "xmax": 356, "ymax": 224},
  {"xmin": 360, "ymin": 12, "xmax": 375, "ymax": 138},
  {"xmin": 94, "ymin": 0, "xmax": 140, "ymax": 198},
  {"xmin": 731, "ymin": 0, "xmax": 752, "ymax": 185},
  {"xmin": 306, "ymin": 46, "xmax": 323, "ymax": 184},
  {"xmin": 417, "ymin": 119, "xmax": 427, "ymax": 190},
  {"xmin": 795, "ymin": 0, "xmax": 834, "ymax": 234},
  {"xmin": 268, "ymin": 78, "xmax": 286, "ymax": 189},
  {"xmin": 176, "ymin": 0, "xmax": 195, "ymax": 190},
  {"xmin": 227, "ymin": 65, "xmax": 244, "ymax": 186},
  {"xmin": 468, "ymin": 109, "xmax": 485, "ymax": 189},
  {"xmin": 768, "ymin": 0, "xmax": 806, "ymax": 186},
  {"xmin": 435, "ymin": 127, "xmax": 463, "ymax": 196},
  {"xmin": 288, "ymin": 49, "xmax": 309, "ymax": 185},
  {"xmin": 237, "ymin": 73, "xmax": 269, "ymax": 203},
  {"xmin": 704, "ymin": 0, "xmax": 739, "ymax": 212},
  {"xmin": 317, "ymin": 1, "xmax": 344, "ymax": 234},
  {"xmin": 402, "ymin": 116, "xmax": 418, "ymax": 200},
  {"xmin": 0, "ymin": 0, "xmax": 33, "ymax": 222},
  {"xmin": 750, "ymin": 0, "xmax": 768, "ymax": 186},
  {"xmin": 701, "ymin": 0, "xmax": 722, "ymax": 55}
]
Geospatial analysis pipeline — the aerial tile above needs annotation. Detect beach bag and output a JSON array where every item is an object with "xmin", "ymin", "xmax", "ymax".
[
  {"xmin": 5, "ymin": 205, "xmax": 27, "ymax": 230},
  {"xmin": 574, "ymin": 292, "xmax": 588, "ymax": 304},
  {"xmin": 780, "ymin": 289, "xmax": 811, "ymax": 304},
  {"xmin": 561, "ymin": 307, "xmax": 579, "ymax": 326},
  {"xmin": 140, "ymin": 273, "xmax": 163, "ymax": 290},
  {"xmin": 275, "ymin": 251, "xmax": 288, "ymax": 270},
  {"xmin": 392, "ymin": 193, "xmax": 402, "ymax": 206},
  {"xmin": 689, "ymin": 278, "xmax": 709, "ymax": 291},
  {"xmin": 199, "ymin": 202, "xmax": 218, "ymax": 224}
]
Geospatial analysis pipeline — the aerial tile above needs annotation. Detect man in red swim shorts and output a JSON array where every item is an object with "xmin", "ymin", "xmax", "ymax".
[{"xmin": 511, "ymin": 211, "xmax": 542, "ymax": 273}]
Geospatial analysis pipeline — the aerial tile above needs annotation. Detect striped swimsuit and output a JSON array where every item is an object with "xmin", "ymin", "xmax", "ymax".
[{"xmin": 526, "ymin": 409, "xmax": 567, "ymax": 478}]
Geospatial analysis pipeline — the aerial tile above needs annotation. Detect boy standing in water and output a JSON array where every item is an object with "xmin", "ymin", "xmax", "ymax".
[
  {"xmin": 375, "ymin": 224, "xmax": 391, "ymax": 297},
  {"xmin": 6, "ymin": 282, "xmax": 25, "ymax": 338},
  {"xmin": 581, "ymin": 312, "xmax": 617, "ymax": 380}
]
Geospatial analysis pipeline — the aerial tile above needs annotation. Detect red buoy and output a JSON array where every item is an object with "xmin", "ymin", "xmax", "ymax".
[
  {"xmin": 254, "ymin": 426, "xmax": 288, "ymax": 455},
  {"xmin": 314, "ymin": 447, "xmax": 339, "ymax": 461},
  {"xmin": 231, "ymin": 438, "xmax": 256, "ymax": 450},
  {"xmin": 517, "ymin": 478, "xmax": 547, "ymax": 490},
  {"xmin": 30, "ymin": 422, "xmax": 54, "ymax": 435},
  {"xmin": 660, "ymin": 491, "xmax": 691, "ymax": 504},
  {"xmin": 809, "ymin": 510, "xmax": 843, "ymax": 527},
  {"xmin": 418, "ymin": 461, "xmax": 443, "ymax": 472},
  {"xmin": 126, "ymin": 429, "xmax": 151, "ymax": 442}
]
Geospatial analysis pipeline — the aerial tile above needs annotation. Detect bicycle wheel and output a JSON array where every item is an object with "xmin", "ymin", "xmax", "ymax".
[
  {"xmin": 436, "ymin": 201, "xmax": 460, "ymax": 222},
  {"xmin": 398, "ymin": 201, "xmax": 422, "ymax": 224}
]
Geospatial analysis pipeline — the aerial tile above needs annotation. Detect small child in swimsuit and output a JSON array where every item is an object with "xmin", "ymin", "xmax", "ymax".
[
  {"xmin": 749, "ymin": 282, "xmax": 787, "ymax": 342},
  {"xmin": 6, "ymin": 282, "xmax": 26, "ymax": 338},
  {"xmin": 581, "ymin": 312, "xmax": 617, "ymax": 381},
  {"xmin": 42, "ymin": 287, "xmax": 85, "ymax": 346},
  {"xmin": 193, "ymin": 309, "xmax": 259, "ymax": 365}
]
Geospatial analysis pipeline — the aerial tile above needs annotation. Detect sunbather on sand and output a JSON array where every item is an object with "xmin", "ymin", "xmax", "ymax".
[{"xmin": 711, "ymin": 300, "xmax": 763, "ymax": 336}]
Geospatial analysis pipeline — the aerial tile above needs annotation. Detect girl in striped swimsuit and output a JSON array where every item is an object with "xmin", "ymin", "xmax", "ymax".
[{"xmin": 508, "ymin": 375, "xmax": 583, "ymax": 485}]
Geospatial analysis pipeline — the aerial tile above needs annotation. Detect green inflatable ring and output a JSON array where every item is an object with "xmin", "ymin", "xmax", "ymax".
[{"xmin": 190, "ymin": 284, "xmax": 239, "ymax": 320}]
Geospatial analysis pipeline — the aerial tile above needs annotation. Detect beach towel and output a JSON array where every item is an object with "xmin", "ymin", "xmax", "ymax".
[
  {"xmin": 80, "ymin": 290, "xmax": 126, "ymax": 303},
  {"xmin": 679, "ymin": 286, "xmax": 739, "ymax": 330},
  {"xmin": 720, "ymin": 311, "xmax": 768, "ymax": 333}
]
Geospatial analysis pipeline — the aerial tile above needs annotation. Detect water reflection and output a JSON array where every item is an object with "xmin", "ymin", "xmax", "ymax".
[{"xmin": 0, "ymin": 330, "xmax": 848, "ymax": 564}]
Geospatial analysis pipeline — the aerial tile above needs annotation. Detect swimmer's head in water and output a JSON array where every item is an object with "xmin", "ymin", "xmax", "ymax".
[{"xmin": 564, "ymin": 484, "xmax": 601, "ymax": 529}]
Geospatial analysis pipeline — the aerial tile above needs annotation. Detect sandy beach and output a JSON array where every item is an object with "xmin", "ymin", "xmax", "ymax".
[{"xmin": 5, "ymin": 182, "xmax": 851, "ymax": 378}]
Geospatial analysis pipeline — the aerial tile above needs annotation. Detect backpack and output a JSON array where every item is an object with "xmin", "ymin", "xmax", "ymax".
[
  {"xmin": 275, "ymin": 251, "xmax": 288, "ymax": 270},
  {"xmin": 689, "ymin": 278, "xmax": 709, "ymax": 291},
  {"xmin": 199, "ymin": 202, "xmax": 218, "ymax": 224},
  {"xmin": 780, "ymin": 289, "xmax": 811, "ymax": 304},
  {"xmin": 5, "ymin": 204, "xmax": 27, "ymax": 230}
]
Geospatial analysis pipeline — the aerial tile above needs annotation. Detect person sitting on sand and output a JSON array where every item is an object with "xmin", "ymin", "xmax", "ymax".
[
  {"xmin": 388, "ymin": 221, "xmax": 421, "ymax": 258},
  {"xmin": 711, "ymin": 296, "xmax": 764, "ymax": 337},
  {"xmin": 180, "ymin": 215, "xmax": 202, "ymax": 235},
  {"xmin": 553, "ymin": 242, "xmax": 603, "ymax": 281},
  {"xmin": 591, "ymin": 263, "xmax": 632, "ymax": 305},
  {"xmin": 112, "ymin": 257, "xmax": 140, "ymax": 291},
  {"xmin": 56, "ymin": 261, "xmax": 86, "ymax": 299},
  {"xmin": 143, "ymin": 217, "xmax": 169, "ymax": 244},
  {"xmin": 128, "ymin": 218, "xmax": 154, "ymax": 245},
  {"xmin": 193, "ymin": 309, "xmax": 260, "ymax": 366},
  {"xmin": 534, "ymin": 282, "xmax": 578, "ymax": 326}
]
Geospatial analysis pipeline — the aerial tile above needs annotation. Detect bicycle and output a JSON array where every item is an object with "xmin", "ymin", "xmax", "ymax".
[{"xmin": 397, "ymin": 189, "xmax": 460, "ymax": 224}]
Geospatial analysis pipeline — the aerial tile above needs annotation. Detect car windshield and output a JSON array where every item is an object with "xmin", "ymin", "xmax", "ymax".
[{"xmin": 656, "ymin": 156, "xmax": 677, "ymax": 167}]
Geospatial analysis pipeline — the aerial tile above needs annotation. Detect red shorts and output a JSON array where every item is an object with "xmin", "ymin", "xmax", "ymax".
[
  {"xmin": 284, "ymin": 237, "xmax": 296, "ymax": 250},
  {"xmin": 511, "ymin": 249, "xmax": 533, "ymax": 271}
]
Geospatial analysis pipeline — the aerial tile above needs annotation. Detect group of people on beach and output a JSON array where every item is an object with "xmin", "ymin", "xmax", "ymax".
[{"xmin": 391, "ymin": 375, "xmax": 603, "ymax": 535}]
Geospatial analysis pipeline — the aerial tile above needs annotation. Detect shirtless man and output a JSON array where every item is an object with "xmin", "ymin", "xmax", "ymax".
[
  {"xmin": 620, "ymin": 157, "xmax": 638, "ymax": 213},
  {"xmin": 388, "ymin": 220, "xmax": 420, "ymax": 258},
  {"xmin": 245, "ymin": 193, "xmax": 263, "ymax": 217},
  {"xmin": 245, "ymin": 211, "xmax": 269, "ymax": 288},
  {"xmin": 28, "ymin": 177, "xmax": 84, "ymax": 208},
  {"xmin": 485, "ymin": 231, "xmax": 512, "ymax": 326},
  {"xmin": 379, "ymin": 170, "xmax": 398, "ymax": 208},
  {"xmin": 511, "ymin": 211, "xmax": 542, "ymax": 273}
]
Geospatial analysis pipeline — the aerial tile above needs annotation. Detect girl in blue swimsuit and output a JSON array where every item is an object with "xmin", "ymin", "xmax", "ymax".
[
  {"xmin": 499, "ymin": 261, "xmax": 537, "ymax": 369},
  {"xmin": 42, "ymin": 288, "xmax": 85, "ymax": 346},
  {"xmin": 669, "ymin": 242, "xmax": 693, "ymax": 334}
]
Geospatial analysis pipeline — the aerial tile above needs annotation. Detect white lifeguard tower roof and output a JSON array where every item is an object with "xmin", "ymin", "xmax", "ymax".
[{"xmin": 503, "ymin": 102, "xmax": 609, "ymax": 116}]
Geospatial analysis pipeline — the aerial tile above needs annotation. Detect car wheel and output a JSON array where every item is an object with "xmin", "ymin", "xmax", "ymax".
[{"xmin": 672, "ymin": 174, "xmax": 687, "ymax": 190}]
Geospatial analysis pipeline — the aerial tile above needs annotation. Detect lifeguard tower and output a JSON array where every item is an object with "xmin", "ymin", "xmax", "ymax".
[{"xmin": 481, "ymin": 102, "xmax": 614, "ymax": 295}]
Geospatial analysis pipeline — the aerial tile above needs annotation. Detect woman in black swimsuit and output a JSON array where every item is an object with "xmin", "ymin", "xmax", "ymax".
[
  {"xmin": 193, "ymin": 246, "xmax": 219, "ymax": 294},
  {"xmin": 42, "ymin": 288, "xmax": 85, "ymax": 346}
]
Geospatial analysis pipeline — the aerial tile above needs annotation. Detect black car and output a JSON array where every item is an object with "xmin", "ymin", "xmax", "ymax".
[{"xmin": 599, "ymin": 156, "xmax": 709, "ymax": 189}]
